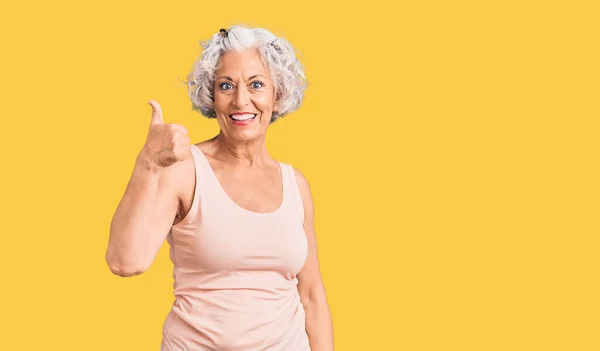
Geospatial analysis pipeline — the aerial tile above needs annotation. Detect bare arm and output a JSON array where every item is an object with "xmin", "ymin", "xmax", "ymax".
[
  {"xmin": 105, "ymin": 154, "xmax": 181, "ymax": 277},
  {"xmin": 295, "ymin": 168, "xmax": 335, "ymax": 351},
  {"xmin": 105, "ymin": 100, "xmax": 191, "ymax": 277}
]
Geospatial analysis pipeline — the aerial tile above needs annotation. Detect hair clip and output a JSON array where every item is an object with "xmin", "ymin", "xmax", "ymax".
[
  {"xmin": 219, "ymin": 28, "xmax": 228, "ymax": 38},
  {"xmin": 269, "ymin": 39, "xmax": 281, "ymax": 53}
]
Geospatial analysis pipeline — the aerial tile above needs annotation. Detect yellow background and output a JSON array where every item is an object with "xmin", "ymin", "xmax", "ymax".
[{"xmin": 1, "ymin": 0, "xmax": 598, "ymax": 350}]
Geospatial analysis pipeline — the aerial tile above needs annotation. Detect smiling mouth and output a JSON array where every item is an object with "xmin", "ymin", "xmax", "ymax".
[{"xmin": 229, "ymin": 113, "xmax": 257, "ymax": 121}]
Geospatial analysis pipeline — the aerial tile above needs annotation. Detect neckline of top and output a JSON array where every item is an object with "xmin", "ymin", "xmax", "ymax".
[{"xmin": 191, "ymin": 144, "xmax": 286, "ymax": 216}]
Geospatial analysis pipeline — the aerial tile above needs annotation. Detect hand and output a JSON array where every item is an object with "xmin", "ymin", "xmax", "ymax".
[{"xmin": 140, "ymin": 100, "xmax": 191, "ymax": 169}]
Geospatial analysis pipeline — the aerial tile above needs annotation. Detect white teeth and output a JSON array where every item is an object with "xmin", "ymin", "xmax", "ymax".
[{"xmin": 230, "ymin": 113, "xmax": 256, "ymax": 120}]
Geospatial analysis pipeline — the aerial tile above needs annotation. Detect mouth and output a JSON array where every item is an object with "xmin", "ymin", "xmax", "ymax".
[
  {"xmin": 228, "ymin": 113, "xmax": 257, "ymax": 126},
  {"xmin": 228, "ymin": 113, "xmax": 257, "ymax": 121}
]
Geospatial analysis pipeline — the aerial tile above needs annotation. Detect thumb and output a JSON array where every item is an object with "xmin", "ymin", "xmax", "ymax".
[{"xmin": 148, "ymin": 100, "xmax": 164, "ymax": 125}]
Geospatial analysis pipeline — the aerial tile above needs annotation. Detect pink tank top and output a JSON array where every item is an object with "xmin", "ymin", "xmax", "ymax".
[{"xmin": 160, "ymin": 144, "xmax": 311, "ymax": 351}]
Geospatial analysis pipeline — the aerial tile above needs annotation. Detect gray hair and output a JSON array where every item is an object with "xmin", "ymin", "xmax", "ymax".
[{"xmin": 184, "ymin": 25, "xmax": 307, "ymax": 123}]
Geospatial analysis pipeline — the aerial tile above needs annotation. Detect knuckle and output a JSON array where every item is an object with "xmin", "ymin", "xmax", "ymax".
[{"xmin": 176, "ymin": 125, "xmax": 188, "ymax": 134}]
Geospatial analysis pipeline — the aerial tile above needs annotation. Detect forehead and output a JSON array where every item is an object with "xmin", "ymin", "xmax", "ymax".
[{"xmin": 216, "ymin": 49, "xmax": 269, "ymax": 77}]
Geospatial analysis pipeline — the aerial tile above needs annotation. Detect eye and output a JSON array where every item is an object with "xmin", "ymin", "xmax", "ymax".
[
  {"xmin": 251, "ymin": 81, "xmax": 264, "ymax": 89},
  {"xmin": 219, "ymin": 82, "xmax": 233, "ymax": 90}
]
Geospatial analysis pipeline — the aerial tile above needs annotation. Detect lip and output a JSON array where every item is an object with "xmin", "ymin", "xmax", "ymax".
[{"xmin": 228, "ymin": 112, "xmax": 257, "ymax": 126}]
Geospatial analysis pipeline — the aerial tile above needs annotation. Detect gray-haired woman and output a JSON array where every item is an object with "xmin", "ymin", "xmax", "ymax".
[{"xmin": 105, "ymin": 25, "xmax": 335, "ymax": 351}]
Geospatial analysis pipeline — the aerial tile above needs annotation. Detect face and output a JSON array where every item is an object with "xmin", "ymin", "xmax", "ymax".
[{"xmin": 213, "ymin": 48, "xmax": 277, "ymax": 143}]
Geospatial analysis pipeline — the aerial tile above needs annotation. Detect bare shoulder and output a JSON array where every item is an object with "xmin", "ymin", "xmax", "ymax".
[
  {"xmin": 293, "ymin": 167, "xmax": 312, "ymax": 196},
  {"xmin": 293, "ymin": 167, "xmax": 315, "ymax": 220}
]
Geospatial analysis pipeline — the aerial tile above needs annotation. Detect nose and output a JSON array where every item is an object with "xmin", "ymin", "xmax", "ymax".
[{"xmin": 233, "ymin": 84, "xmax": 250, "ymax": 108}]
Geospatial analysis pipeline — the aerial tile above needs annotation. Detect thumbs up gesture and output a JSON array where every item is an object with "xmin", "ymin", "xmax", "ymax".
[{"xmin": 141, "ymin": 100, "xmax": 191, "ymax": 170}]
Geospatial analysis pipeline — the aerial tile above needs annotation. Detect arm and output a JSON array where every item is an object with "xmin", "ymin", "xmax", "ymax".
[
  {"xmin": 295, "ymin": 168, "xmax": 335, "ymax": 351},
  {"xmin": 104, "ymin": 150, "xmax": 184, "ymax": 277},
  {"xmin": 106, "ymin": 100, "xmax": 191, "ymax": 277}
]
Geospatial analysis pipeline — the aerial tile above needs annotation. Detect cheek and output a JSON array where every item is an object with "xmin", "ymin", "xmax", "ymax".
[
  {"xmin": 254, "ymin": 93, "xmax": 275, "ymax": 112},
  {"xmin": 213, "ymin": 94, "xmax": 227, "ymax": 110}
]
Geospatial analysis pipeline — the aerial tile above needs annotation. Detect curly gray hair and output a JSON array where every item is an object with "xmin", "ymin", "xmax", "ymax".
[{"xmin": 184, "ymin": 25, "xmax": 307, "ymax": 123}]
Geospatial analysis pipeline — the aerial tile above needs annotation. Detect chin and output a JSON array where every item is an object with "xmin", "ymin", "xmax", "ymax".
[{"xmin": 224, "ymin": 123, "xmax": 257, "ymax": 140}]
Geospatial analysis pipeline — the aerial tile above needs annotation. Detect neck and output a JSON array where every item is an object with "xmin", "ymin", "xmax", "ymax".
[{"xmin": 212, "ymin": 132, "xmax": 270, "ymax": 167}]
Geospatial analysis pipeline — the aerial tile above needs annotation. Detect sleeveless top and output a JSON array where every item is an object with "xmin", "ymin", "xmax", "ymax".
[{"xmin": 160, "ymin": 144, "xmax": 311, "ymax": 351}]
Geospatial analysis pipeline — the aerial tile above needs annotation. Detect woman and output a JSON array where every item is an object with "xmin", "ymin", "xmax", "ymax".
[{"xmin": 105, "ymin": 25, "xmax": 335, "ymax": 350}]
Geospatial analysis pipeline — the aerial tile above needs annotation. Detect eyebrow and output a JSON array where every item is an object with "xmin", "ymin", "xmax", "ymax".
[{"xmin": 217, "ymin": 74, "xmax": 266, "ymax": 81}]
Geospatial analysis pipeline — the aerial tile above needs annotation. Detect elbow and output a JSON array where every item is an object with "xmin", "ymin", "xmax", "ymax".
[
  {"xmin": 105, "ymin": 251, "xmax": 149, "ymax": 277},
  {"xmin": 108, "ymin": 265, "xmax": 146, "ymax": 277}
]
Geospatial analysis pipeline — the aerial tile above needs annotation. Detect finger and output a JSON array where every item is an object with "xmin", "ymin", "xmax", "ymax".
[
  {"xmin": 148, "ymin": 100, "xmax": 164, "ymax": 125},
  {"xmin": 167, "ymin": 123, "xmax": 188, "ymax": 135},
  {"xmin": 174, "ymin": 135, "xmax": 190, "ymax": 146},
  {"xmin": 179, "ymin": 146, "xmax": 192, "ymax": 161}
]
